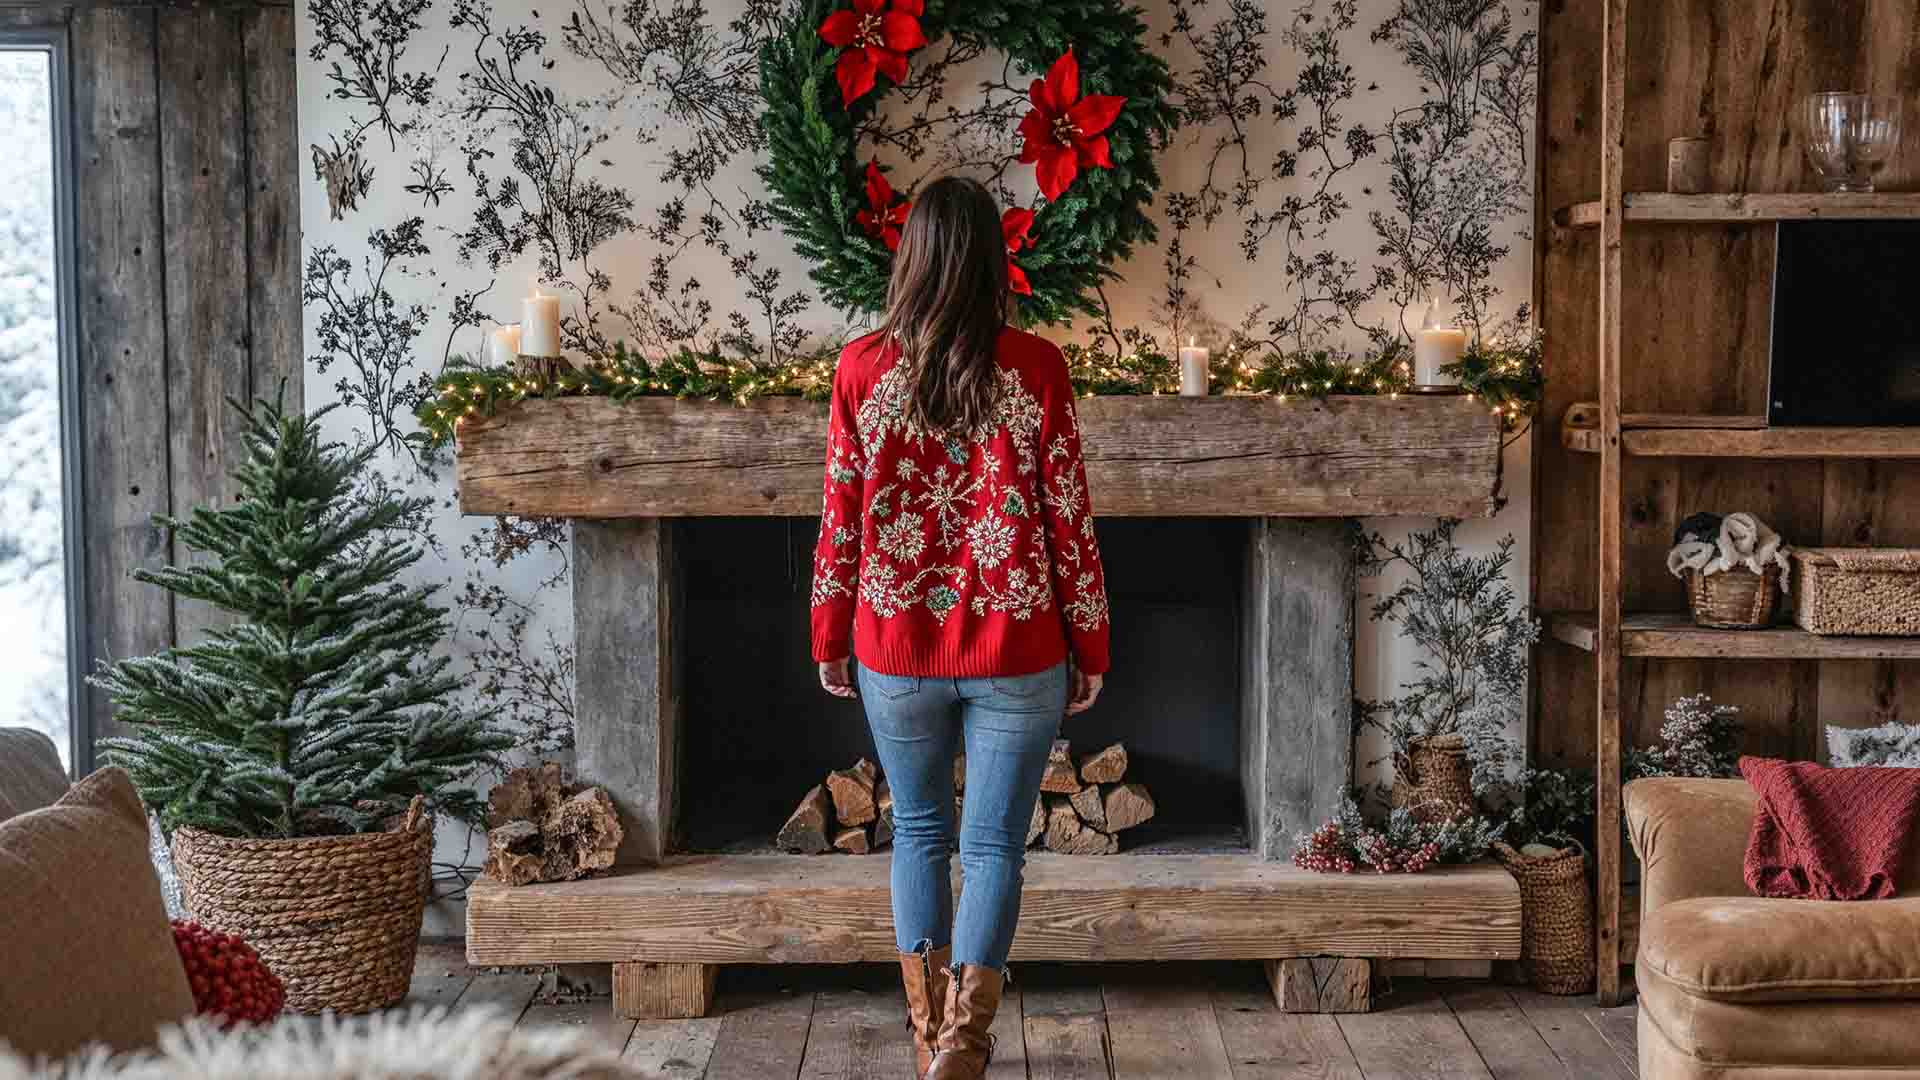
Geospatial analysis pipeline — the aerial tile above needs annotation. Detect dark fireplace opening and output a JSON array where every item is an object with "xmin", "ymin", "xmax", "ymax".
[{"xmin": 675, "ymin": 517, "xmax": 1249, "ymax": 853}]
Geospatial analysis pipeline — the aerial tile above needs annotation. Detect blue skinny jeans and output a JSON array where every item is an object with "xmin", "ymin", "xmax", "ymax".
[{"xmin": 857, "ymin": 662, "xmax": 1067, "ymax": 970}]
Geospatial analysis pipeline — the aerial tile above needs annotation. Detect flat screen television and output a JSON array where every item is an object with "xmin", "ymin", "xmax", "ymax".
[{"xmin": 1769, "ymin": 220, "xmax": 1920, "ymax": 426}]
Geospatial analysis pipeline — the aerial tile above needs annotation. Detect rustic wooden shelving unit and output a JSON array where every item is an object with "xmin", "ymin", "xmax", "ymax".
[{"xmin": 1555, "ymin": 1, "xmax": 1920, "ymax": 1005}]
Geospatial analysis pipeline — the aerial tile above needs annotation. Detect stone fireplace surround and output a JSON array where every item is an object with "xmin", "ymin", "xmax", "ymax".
[{"xmin": 454, "ymin": 394, "xmax": 1521, "ymax": 1019}]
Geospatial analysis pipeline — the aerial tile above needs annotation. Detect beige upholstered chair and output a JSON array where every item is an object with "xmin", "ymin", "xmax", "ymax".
[{"xmin": 1627, "ymin": 777, "xmax": 1920, "ymax": 1079}]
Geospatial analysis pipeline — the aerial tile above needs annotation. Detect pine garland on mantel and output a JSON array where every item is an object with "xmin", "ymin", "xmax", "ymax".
[{"xmin": 412, "ymin": 329, "xmax": 1543, "ymax": 451}]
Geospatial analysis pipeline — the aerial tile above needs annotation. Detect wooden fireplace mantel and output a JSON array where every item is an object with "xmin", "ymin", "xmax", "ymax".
[{"xmin": 453, "ymin": 394, "xmax": 1502, "ymax": 519}]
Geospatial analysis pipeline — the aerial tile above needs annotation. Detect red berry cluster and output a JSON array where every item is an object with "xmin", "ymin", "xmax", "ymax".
[
  {"xmin": 170, "ymin": 919, "xmax": 286, "ymax": 1025},
  {"xmin": 1356, "ymin": 834, "xmax": 1439, "ymax": 874},
  {"xmin": 1291, "ymin": 821, "xmax": 1358, "ymax": 873}
]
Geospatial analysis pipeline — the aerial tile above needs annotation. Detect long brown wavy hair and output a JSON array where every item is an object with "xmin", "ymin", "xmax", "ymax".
[{"xmin": 878, "ymin": 175, "xmax": 1009, "ymax": 435}]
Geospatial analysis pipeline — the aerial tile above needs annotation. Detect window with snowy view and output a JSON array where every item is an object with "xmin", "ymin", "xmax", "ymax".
[{"xmin": 0, "ymin": 51, "xmax": 69, "ymax": 768}]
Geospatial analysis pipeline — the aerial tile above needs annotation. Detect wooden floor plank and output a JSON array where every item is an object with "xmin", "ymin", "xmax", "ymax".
[
  {"xmin": 518, "ymin": 998, "xmax": 639, "ymax": 1054},
  {"xmin": 798, "ymin": 990, "xmax": 917, "ymax": 1079},
  {"xmin": 623, "ymin": 1016, "xmax": 725, "ymax": 1078},
  {"xmin": 1441, "ymin": 986, "xmax": 1570, "ymax": 1079},
  {"xmin": 1507, "ymin": 992, "xmax": 1635, "ymax": 1080},
  {"xmin": 402, "ymin": 970, "xmax": 473, "ymax": 1011},
  {"xmin": 1023, "ymin": 984, "xmax": 1110, "ymax": 1080},
  {"xmin": 704, "ymin": 991, "xmax": 816, "ymax": 1080},
  {"xmin": 457, "ymin": 971, "xmax": 542, "ymax": 1023},
  {"xmin": 1105, "ymin": 982, "xmax": 1235, "ymax": 1079},
  {"xmin": 984, "ymin": 983, "xmax": 1029, "ymax": 1080},
  {"xmin": 1335, "ymin": 983, "xmax": 1495, "ymax": 1080},
  {"xmin": 1212, "ymin": 984, "xmax": 1362, "ymax": 1080},
  {"xmin": 1585, "ymin": 1003, "xmax": 1638, "ymax": 1075}
]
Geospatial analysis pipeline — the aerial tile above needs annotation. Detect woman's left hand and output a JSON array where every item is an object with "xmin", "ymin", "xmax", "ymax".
[{"xmin": 819, "ymin": 659, "xmax": 858, "ymax": 698}]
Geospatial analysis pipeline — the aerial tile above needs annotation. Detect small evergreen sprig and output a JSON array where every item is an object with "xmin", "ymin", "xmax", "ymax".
[
  {"xmin": 94, "ymin": 397, "xmax": 512, "ymax": 838},
  {"xmin": 1445, "ymin": 312, "xmax": 1543, "ymax": 431}
]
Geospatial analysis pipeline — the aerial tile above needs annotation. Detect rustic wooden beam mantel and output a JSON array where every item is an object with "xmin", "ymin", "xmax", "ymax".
[{"xmin": 454, "ymin": 395, "xmax": 1502, "ymax": 519}]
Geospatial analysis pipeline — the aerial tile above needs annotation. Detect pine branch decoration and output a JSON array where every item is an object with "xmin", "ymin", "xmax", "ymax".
[{"xmin": 93, "ymin": 397, "xmax": 511, "ymax": 839}]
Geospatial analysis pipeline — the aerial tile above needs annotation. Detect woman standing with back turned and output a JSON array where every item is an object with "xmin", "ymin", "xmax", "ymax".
[{"xmin": 810, "ymin": 175, "xmax": 1111, "ymax": 1079}]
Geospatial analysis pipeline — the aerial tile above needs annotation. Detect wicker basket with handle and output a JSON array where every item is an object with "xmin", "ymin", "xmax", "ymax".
[
  {"xmin": 1494, "ymin": 841, "xmax": 1595, "ymax": 995},
  {"xmin": 1685, "ymin": 565, "xmax": 1781, "ymax": 629},
  {"xmin": 1390, "ymin": 733, "xmax": 1477, "ymax": 822},
  {"xmin": 170, "ymin": 797, "xmax": 432, "ymax": 1014},
  {"xmin": 1790, "ymin": 548, "xmax": 1920, "ymax": 636}
]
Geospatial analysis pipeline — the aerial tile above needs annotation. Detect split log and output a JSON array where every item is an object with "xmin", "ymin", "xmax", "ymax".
[
  {"xmin": 1078, "ymin": 743, "xmax": 1128, "ymax": 784},
  {"xmin": 826, "ymin": 758, "xmax": 878, "ymax": 826},
  {"xmin": 832, "ymin": 825, "xmax": 871, "ymax": 855},
  {"xmin": 777, "ymin": 785, "xmax": 833, "ymax": 854},
  {"xmin": 1043, "ymin": 797, "xmax": 1083, "ymax": 853},
  {"xmin": 1103, "ymin": 782, "xmax": 1156, "ymax": 833},
  {"xmin": 483, "ymin": 820, "xmax": 547, "ymax": 886},
  {"xmin": 1040, "ymin": 739, "xmax": 1081, "ymax": 794},
  {"xmin": 1069, "ymin": 785, "xmax": 1106, "ymax": 830},
  {"xmin": 482, "ymin": 763, "xmax": 626, "ymax": 885},
  {"xmin": 1026, "ymin": 798, "xmax": 1046, "ymax": 847},
  {"xmin": 873, "ymin": 781, "xmax": 894, "ymax": 848},
  {"xmin": 549, "ymin": 787, "xmax": 623, "ymax": 877},
  {"xmin": 1062, "ymin": 827, "xmax": 1119, "ymax": 856}
]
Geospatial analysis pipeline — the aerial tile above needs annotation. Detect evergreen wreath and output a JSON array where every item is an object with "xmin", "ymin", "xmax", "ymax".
[{"xmin": 757, "ymin": 0, "xmax": 1177, "ymax": 324}]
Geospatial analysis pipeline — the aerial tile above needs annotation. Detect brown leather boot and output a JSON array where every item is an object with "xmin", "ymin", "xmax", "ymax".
[
  {"xmin": 899, "ymin": 944, "xmax": 951, "ymax": 1077},
  {"xmin": 925, "ymin": 963, "xmax": 1003, "ymax": 1080}
]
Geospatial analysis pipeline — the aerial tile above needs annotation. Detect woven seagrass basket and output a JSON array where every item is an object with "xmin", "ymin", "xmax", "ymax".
[
  {"xmin": 1390, "ymin": 734, "xmax": 1477, "ymax": 822},
  {"xmin": 1494, "ymin": 841, "xmax": 1595, "ymax": 995},
  {"xmin": 1685, "ymin": 565, "xmax": 1781, "ymax": 629},
  {"xmin": 170, "ymin": 798, "xmax": 432, "ymax": 1014},
  {"xmin": 1790, "ymin": 548, "xmax": 1920, "ymax": 636}
]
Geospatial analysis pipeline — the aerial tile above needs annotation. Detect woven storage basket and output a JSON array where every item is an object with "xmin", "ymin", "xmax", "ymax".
[
  {"xmin": 171, "ymin": 799, "xmax": 432, "ymax": 1014},
  {"xmin": 1685, "ymin": 564, "xmax": 1781, "ymax": 629},
  {"xmin": 1790, "ymin": 548, "xmax": 1920, "ymax": 636},
  {"xmin": 1390, "ymin": 734, "xmax": 1477, "ymax": 822},
  {"xmin": 1494, "ymin": 841, "xmax": 1595, "ymax": 995}
]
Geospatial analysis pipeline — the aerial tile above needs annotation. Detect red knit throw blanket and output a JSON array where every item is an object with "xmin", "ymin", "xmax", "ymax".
[{"xmin": 1741, "ymin": 755, "xmax": 1920, "ymax": 900}]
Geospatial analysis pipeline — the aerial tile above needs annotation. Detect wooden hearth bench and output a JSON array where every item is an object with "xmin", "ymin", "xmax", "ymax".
[
  {"xmin": 466, "ymin": 853, "xmax": 1521, "ymax": 1018},
  {"xmin": 455, "ymin": 394, "xmax": 1516, "ymax": 1016}
]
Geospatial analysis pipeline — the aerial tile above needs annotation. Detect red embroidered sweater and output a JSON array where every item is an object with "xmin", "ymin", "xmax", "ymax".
[{"xmin": 810, "ymin": 327, "xmax": 1111, "ymax": 677}]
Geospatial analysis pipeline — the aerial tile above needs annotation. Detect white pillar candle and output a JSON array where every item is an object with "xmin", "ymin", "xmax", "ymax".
[
  {"xmin": 1178, "ymin": 338, "xmax": 1209, "ymax": 396},
  {"xmin": 520, "ymin": 286, "xmax": 562, "ymax": 359},
  {"xmin": 486, "ymin": 324, "xmax": 522, "ymax": 368},
  {"xmin": 1413, "ymin": 298, "xmax": 1467, "ymax": 387}
]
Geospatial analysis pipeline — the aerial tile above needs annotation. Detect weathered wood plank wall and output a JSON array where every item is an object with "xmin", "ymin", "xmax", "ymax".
[
  {"xmin": 34, "ymin": 2, "xmax": 302, "ymax": 754},
  {"xmin": 1532, "ymin": 0, "xmax": 1920, "ymax": 768}
]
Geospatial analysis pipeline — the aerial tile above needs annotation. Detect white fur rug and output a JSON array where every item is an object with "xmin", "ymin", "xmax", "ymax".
[{"xmin": 0, "ymin": 1007, "xmax": 640, "ymax": 1080}]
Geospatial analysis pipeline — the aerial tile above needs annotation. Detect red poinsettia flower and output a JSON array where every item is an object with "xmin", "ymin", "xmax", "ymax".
[
  {"xmin": 1017, "ymin": 49, "xmax": 1127, "ymax": 201},
  {"xmin": 856, "ymin": 160, "xmax": 911, "ymax": 250},
  {"xmin": 818, "ymin": 0, "xmax": 927, "ymax": 106},
  {"xmin": 1002, "ymin": 207, "xmax": 1035, "ymax": 295}
]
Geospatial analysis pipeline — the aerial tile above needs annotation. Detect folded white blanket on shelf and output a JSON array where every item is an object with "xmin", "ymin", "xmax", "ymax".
[{"xmin": 1666, "ymin": 511, "xmax": 1791, "ymax": 590}]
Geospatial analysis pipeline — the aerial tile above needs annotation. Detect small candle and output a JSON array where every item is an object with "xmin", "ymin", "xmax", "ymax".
[
  {"xmin": 486, "ymin": 324, "xmax": 522, "ymax": 368},
  {"xmin": 1178, "ymin": 337, "xmax": 1209, "ymax": 396},
  {"xmin": 521, "ymin": 286, "xmax": 562, "ymax": 358},
  {"xmin": 1413, "ymin": 298, "xmax": 1467, "ymax": 388}
]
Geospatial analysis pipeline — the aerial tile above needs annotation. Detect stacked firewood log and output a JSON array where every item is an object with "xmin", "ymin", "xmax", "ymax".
[
  {"xmin": 775, "ymin": 742, "xmax": 1155, "ymax": 856},
  {"xmin": 1026, "ymin": 740, "xmax": 1156, "ymax": 855}
]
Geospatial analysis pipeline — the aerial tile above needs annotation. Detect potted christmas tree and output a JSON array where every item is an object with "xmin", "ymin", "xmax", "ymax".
[
  {"xmin": 1358, "ymin": 521, "xmax": 1538, "ymax": 822},
  {"xmin": 93, "ymin": 397, "xmax": 509, "ymax": 1014}
]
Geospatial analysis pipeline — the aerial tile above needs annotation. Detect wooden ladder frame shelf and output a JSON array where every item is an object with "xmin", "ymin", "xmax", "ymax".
[{"xmin": 1560, "ymin": 1, "xmax": 1920, "ymax": 1006}]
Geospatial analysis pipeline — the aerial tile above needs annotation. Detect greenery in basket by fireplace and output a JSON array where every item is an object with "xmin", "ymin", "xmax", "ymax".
[
  {"xmin": 1356, "ymin": 520, "xmax": 1540, "ymax": 801},
  {"xmin": 1500, "ymin": 694, "xmax": 1742, "ymax": 850},
  {"xmin": 92, "ymin": 397, "xmax": 512, "ymax": 839}
]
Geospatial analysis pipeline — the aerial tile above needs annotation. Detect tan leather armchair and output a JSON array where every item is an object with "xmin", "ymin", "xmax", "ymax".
[{"xmin": 1626, "ymin": 778, "xmax": 1920, "ymax": 1079}]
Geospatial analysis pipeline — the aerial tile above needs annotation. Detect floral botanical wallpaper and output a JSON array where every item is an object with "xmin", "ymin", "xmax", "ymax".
[{"xmin": 296, "ymin": 0, "xmax": 1538, "ymax": 814}]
